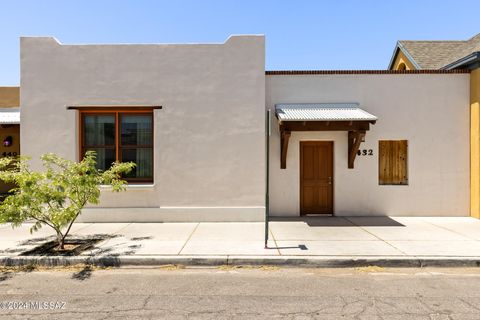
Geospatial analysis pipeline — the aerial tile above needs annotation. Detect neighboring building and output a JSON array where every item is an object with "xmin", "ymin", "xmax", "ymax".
[
  {"xmin": 389, "ymin": 33, "xmax": 480, "ymax": 218},
  {"xmin": 16, "ymin": 36, "xmax": 470, "ymax": 221},
  {"xmin": 388, "ymin": 33, "xmax": 480, "ymax": 70},
  {"xmin": 0, "ymin": 87, "xmax": 20, "ymax": 196}
]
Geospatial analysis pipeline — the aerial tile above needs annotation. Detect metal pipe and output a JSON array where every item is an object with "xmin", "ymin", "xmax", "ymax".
[{"xmin": 265, "ymin": 109, "xmax": 271, "ymax": 248}]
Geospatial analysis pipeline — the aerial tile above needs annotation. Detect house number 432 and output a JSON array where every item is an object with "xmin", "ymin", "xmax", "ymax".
[{"xmin": 357, "ymin": 149, "xmax": 373, "ymax": 156}]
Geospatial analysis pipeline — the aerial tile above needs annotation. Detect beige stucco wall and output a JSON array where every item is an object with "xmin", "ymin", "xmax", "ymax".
[
  {"xmin": 20, "ymin": 36, "xmax": 266, "ymax": 222},
  {"xmin": 267, "ymin": 74, "xmax": 470, "ymax": 217}
]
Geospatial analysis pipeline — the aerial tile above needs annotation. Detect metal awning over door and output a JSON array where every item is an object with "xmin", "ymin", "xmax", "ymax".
[{"xmin": 275, "ymin": 103, "xmax": 377, "ymax": 169}]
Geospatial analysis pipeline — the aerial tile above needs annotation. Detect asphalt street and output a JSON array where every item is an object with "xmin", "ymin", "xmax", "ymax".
[{"xmin": 0, "ymin": 266, "xmax": 480, "ymax": 319}]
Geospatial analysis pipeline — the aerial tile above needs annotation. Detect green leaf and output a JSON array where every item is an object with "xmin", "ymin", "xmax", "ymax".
[{"xmin": 0, "ymin": 152, "xmax": 134, "ymax": 241}]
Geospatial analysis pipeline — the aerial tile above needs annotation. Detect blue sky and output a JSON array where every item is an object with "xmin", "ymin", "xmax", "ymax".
[{"xmin": 1, "ymin": 0, "xmax": 479, "ymax": 85}]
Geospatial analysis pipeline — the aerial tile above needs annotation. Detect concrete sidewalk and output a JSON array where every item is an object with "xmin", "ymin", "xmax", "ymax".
[{"xmin": 1, "ymin": 216, "xmax": 480, "ymax": 267}]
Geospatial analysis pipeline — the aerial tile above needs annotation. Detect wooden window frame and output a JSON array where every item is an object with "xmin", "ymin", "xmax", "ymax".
[
  {"xmin": 378, "ymin": 140, "xmax": 408, "ymax": 186},
  {"xmin": 79, "ymin": 108, "xmax": 154, "ymax": 184}
]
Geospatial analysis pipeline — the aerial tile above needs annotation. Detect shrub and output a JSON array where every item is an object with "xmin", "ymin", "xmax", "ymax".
[{"xmin": 0, "ymin": 151, "xmax": 135, "ymax": 249}]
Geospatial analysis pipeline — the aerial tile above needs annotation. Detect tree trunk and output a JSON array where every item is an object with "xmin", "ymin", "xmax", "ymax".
[{"xmin": 56, "ymin": 232, "xmax": 65, "ymax": 250}]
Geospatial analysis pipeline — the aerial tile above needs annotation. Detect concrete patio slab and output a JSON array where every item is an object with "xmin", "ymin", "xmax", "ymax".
[
  {"xmin": 0, "ymin": 223, "xmax": 10, "ymax": 230},
  {"xmin": 82, "ymin": 236, "xmax": 187, "ymax": 256},
  {"xmin": 180, "ymin": 240, "xmax": 278, "ymax": 255},
  {"xmin": 419, "ymin": 217, "xmax": 480, "ymax": 224},
  {"xmin": 270, "ymin": 221, "xmax": 377, "ymax": 241},
  {"xmin": 0, "ymin": 224, "xmax": 60, "ymax": 239},
  {"xmin": 80, "ymin": 236, "xmax": 135, "ymax": 256},
  {"xmin": 133, "ymin": 240, "xmax": 187, "ymax": 255},
  {"xmin": 2, "ymin": 217, "xmax": 480, "ymax": 267},
  {"xmin": 387, "ymin": 240, "xmax": 480, "ymax": 256},
  {"xmin": 342, "ymin": 216, "xmax": 406, "ymax": 227},
  {"xmin": 189, "ymin": 222, "xmax": 265, "ymax": 241},
  {"xmin": 345, "ymin": 217, "xmax": 469, "ymax": 241},
  {"xmin": 70, "ymin": 223, "xmax": 130, "ymax": 236},
  {"xmin": 0, "ymin": 240, "xmax": 28, "ymax": 255},
  {"xmin": 274, "ymin": 240, "xmax": 404, "ymax": 256},
  {"xmin": 273, "ymin": 217, "xmax": 355, "ymax": 226},
  {"xmin": 118, "ymin": 223, "xmax": 198, "ymax": 241},
  {"xmin": 420, "ymin": 217, "xmax": 480, "ymax": 241}
]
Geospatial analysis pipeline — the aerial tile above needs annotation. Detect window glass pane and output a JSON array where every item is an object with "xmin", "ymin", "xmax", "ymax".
[
  {"xmin": 84, "ymin": 115, "xmax": 115, "ymax": 146},
  {"xmin": 121, "ymin": 115, "xmax": 152, "ymax": 146},
  {"xmin": 85, "ymin": 148, "xmax": 116, "ymax": 172},
  {"xmin": 122, "ymin": 148, "xmax": 153, "ymax": 179}
]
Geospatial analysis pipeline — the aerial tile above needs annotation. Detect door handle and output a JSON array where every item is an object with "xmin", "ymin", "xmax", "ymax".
[{"xmin": 328, "ymin": 177, "xmax": 332, "ymax": 185}]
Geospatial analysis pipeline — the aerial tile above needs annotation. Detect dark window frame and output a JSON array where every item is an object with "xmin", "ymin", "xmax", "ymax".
[{"xmin": 79, "ymin": 109, "xmax": 154, "ymax": 184}]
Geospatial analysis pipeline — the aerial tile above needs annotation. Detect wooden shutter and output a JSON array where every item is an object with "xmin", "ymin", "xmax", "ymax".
[{"xmin": 379, "ymin": 140, "xmax": 408, "ymax": 185}]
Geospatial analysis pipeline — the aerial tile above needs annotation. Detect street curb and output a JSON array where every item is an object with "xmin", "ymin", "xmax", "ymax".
[{"xmin": 1, "ymin": 255, "xmax": 480, "ymax": 268}]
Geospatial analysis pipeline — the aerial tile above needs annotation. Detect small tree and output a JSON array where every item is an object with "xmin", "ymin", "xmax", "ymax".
[{"xmin": 0, "ymin": 151, "xmax": 135, "ymax": 249}]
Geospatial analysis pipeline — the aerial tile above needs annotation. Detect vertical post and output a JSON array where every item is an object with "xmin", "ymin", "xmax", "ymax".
[{"xmin": 265, "ymin": 109, "xmax": 271, "ymax": 248}]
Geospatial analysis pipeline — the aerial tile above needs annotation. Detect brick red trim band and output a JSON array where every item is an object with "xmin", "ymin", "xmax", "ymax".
[{"xmin": 265, "ymin": 70, "xmax": 469, "ymax": 75}]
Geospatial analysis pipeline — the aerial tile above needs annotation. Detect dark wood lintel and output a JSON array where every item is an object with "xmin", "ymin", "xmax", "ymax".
[{"xmin": 281, "ymin": 121, "xmax": 372, "ymax": 132}]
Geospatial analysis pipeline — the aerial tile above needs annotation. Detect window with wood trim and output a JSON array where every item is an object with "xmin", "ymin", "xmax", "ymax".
[
  {"xmin": 80, "ymin": 109, "xmax": 154, "ymax": 183},
  {"xmin": 379, "ymin": 140, "xmax": 408, "ymax": 185}
]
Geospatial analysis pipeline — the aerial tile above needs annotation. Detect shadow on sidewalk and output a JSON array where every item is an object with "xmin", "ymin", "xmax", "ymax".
[
  {"xmin": 265, "ymin": 244, "xmax": 309, "ymax": 251},
  {"xmin": 71, "ymin": 265, "xmax": 93, "ymax": 281},
  {"xmin": 270, "ymin": 216, "xmax": 405, "ymax": 227}
]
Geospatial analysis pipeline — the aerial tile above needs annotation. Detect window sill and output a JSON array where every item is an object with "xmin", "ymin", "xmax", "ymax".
[{"xmin": 100, "ymin": 184, "xmax": 155, "ymax": 191}]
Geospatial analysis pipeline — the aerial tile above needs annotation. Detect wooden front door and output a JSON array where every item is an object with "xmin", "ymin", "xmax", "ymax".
[{"xmin": 300, "ymin": 141, "xmax": 333, "ymax": 215}]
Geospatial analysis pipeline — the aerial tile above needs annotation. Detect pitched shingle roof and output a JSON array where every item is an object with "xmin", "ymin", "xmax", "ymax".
[{"xmin": 396, "ymin": 33, "xmax": 480, "ymax": 69}]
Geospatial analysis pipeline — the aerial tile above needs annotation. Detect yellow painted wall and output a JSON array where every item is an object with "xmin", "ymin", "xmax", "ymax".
[
  {"xmin": 471, "ymin": 69, "xmax": 480, "ymax": 218},
  {"xmin": 0, "ymin": 87, "xmax": 20, "ymax": 108},
  {"xmin": 391, "ymin": 50, "xmax": 417, "ymax": 70}
]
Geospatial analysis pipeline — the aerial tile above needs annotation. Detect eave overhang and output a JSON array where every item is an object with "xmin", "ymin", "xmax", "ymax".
[{"xmin": 442, "ymin": 51, "xmax": 480, "ymax": 70}]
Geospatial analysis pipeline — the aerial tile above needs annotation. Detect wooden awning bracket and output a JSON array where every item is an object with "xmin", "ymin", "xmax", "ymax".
[
  {"xmin": 280, "ymin": 129, "xmax": 291, "ymax": 169},
  {"xmin": 348, "ymin": 130, "xmax": 366, "ymax": 169},
  {"xmin": 277, "ymin": 119, "xmax": 374, "ymax": 169}
]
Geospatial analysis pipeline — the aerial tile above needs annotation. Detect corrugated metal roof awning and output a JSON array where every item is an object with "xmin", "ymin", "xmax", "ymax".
[
  {"xmin": 274, "ymin": 103, "xmax": 377, "ymax": 170},
  {"xmin": 275, "ymin": 103, "xmax": 377, "ymax": 122},
  {"xmin": 0, "ymin": 108, "xmax": 20, "ymax": 124}
]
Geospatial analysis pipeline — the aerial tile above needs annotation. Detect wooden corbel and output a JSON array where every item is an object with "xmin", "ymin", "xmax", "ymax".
[
  {"xmin": 348, "ymin": 130, "xmax": 366, "ymax": 169},
  {"xmin": 280, "ymin": 128, "xmax": 291, "ymax": 169}
]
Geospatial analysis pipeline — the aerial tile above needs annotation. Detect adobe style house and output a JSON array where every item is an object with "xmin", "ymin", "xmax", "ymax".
[
  {"xmin": 20, "ymin": 36, "xmax": 266, "ymax": 222},
  {"xmin": 0, "ymin": 34, "xmax": 475, "ymax": 221}
]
